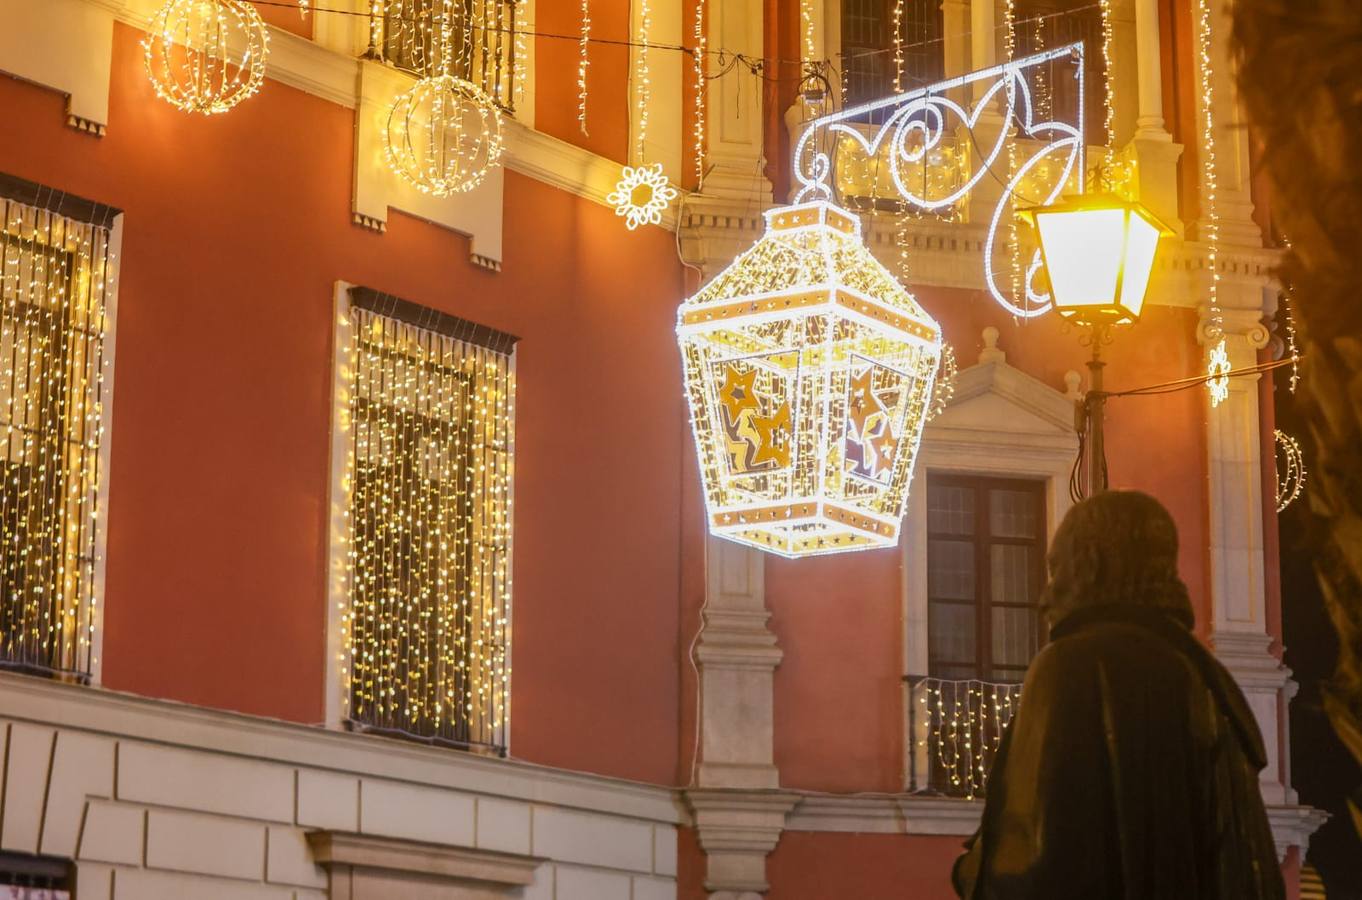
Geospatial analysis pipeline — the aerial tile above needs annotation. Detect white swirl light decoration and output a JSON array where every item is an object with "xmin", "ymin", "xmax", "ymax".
[
  {"xmin": 144, "ymin": 0, "xmax": 269, "ymax": 116},
  {"xmin": 1274, "ymin": 429, "xmax": 1306, "ymax": 513},
  {"xmin": 790, "ymin": 44, "xmax": 1086, "ymax": 318},
  {"xmin": 386, "ymin": 75, "xmax": 506, "ymax": 197}
]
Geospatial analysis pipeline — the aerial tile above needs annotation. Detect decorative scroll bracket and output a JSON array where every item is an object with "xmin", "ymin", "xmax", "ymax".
[{"xmin": 792, "ymin": 44, "xmax": 1088, "ymax": 318}]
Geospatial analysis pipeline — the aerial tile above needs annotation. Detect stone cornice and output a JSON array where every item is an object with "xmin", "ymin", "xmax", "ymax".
[{"xmin": 0, "ymin": 672, "xmax": 685, "ymax": 826}]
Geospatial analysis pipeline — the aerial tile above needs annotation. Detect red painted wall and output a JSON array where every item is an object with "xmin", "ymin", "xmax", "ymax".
[
  {"xmin": 768, "ymin": 832, "xmax": 964, "ymax": 900},
  {"xmin": 0, "ymin": 21, "xmax": 683, "ymax": 785}
]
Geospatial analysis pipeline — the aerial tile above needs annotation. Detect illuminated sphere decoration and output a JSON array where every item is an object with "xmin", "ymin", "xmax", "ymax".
[
  {"xmin": 678, "ymin": 202, "xmax": 943, "ymax": 558},
  {"xmin": 144, "ymin": 0, "xmax": 269, "ymax": 116},
  {"xmin": 385, "ymin": 75, "xmax": 506, "ymax": 197}
]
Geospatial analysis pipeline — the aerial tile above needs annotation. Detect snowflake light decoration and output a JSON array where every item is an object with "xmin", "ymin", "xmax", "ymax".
[
  {"xmin": 608, "ymin": 164, "xmax": 677, "ymax": 230},
  {"xmin": 1207, "ymin": 338, "xmax": 1231, "ymax": 407}
]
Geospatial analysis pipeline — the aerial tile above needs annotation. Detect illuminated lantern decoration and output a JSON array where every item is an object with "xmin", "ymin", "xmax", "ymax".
[
  {"xmin": 1025, "ymin": 194, "xmax": 1172, "ymax": 326},
  {"xmin": 678, "ymin": 202, "xmax": 943, "ymax": 558}
]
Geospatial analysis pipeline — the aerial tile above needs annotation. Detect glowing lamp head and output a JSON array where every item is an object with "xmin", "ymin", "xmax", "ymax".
[
  {"xmin": 677, "ymin": 202, "xmax": 943, "ymax": 558},
  {"xmin": 1026, "ymin": 195, "xmax": 1172, "ymax": 326}
]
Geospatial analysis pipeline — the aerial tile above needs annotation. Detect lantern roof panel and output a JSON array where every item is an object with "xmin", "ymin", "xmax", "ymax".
[{"xmin": 680, "ymin": 202, "xmax": 939, "ymax": 340}]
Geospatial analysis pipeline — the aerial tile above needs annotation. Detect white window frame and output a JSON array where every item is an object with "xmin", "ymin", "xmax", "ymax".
[{"xmin": 900, "ymin": 334, "xmax": 1077, "ymax": 788}]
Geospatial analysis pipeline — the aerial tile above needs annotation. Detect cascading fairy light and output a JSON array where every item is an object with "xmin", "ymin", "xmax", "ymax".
[
  {"xmin": 636, "ymin": 0, "xmax": 653, "ymax": 163},
  {"xmin": 892, "ymin": 0, "xmax": 905, "ymax": 93},
  {"xmin": 577, "ymin": 0, "xmax": 590, "ymax": 135},
  {"xmin": 692, "ymin": 0, "xmax": 707, "ymax": 186},
  {"xmin": 917, "ymin": 679, "xmax": 1018, "ymax": 798},
  {"xmin": 801, "ymin": 0, "xmax": 816, "ymax": 67},
  {"xmin": 1195, "ymin": 0, "xmax": 1227, "ymax": 406},
  {"xmin": 0, "ymin": 191, "xmax": 113, "ymax": 683},
  {"xmin": 1099, "ymin": 0, "xmax": 1115, "ymax": 152},
  {"xmin": 344, "ymin": 296, "xmax": 515, "ymax": 750},
  {"xmin": 513, "ymin": 0, "xmax": 528, "ymax": 107}
]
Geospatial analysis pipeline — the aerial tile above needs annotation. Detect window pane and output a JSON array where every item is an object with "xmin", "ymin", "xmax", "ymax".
[
  {"xmin": 928, "ymin": 483, "xmax": 974, "ymax": 535},
  {"xmin": 930, "ymin": 602, "xmax": 976, "ymax": 669},
  {"xmin": 990, "ymin": 544, "xmax": 1035, "ymax": 606},
  {"xmin": 991, "ymin": 606, "xmax": 1040, "ymax": 673},
  {"xmin": 929, "ymin": 539, "xmax": 975, "ymax": 600},
  {"xmin": 989, "ymin": 487, "xmax": 1039, "ymax": 538}
]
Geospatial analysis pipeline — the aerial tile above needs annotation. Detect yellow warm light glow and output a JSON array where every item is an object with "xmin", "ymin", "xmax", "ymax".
[{"xmin": 1028, "ymin": 196, "xmax": 1170, "ymax": 326}]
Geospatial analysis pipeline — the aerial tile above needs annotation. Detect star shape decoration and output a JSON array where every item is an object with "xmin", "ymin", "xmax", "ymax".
[
  {"xmin": 750, "ymin": 401, "xmax": 793, "ymax": 468},
  {"xmin": 717, "ymin": 364, "xmax": 759, "ymax": 427},
  {"xmin": 869, "ymin": 423, "xmax": 900, "ymax": 479},
  {"xmin": 607, "ymin": 163, "xmax": 678, "ymax": 231},
  {"xmin": 847, "ymin": 366, "xmax": 886, "ymax": 441}
]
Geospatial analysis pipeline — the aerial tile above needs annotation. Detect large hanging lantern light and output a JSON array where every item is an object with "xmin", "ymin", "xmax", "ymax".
[
  {"xmin": 1024, "ymin": 194, "xmax": 1173, "ymax": 326},
  {"xmin": 144, "ymin": 0, "xmax": 269, "ymax": 116},
  {"xmin": 386, "ymin": 74, "xmax": 505, "ymax": 197},
  {"xmin": 678, "ymin": 202, "xmax": 943, "ymax": 558}
]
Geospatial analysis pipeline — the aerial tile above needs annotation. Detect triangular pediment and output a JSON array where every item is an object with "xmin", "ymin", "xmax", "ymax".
[{"xmin": 923, "ymin": 331, "xmax": 1078, "ymax": 453}]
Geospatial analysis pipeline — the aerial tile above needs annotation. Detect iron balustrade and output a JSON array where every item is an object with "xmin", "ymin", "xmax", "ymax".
[
  {"xmin": 906, "ymin": 675, "xmax": 1022, "ymax": 799},
  {"xmin": 369, "ymin": 0, "xmax": 520, "ymax": 113}
]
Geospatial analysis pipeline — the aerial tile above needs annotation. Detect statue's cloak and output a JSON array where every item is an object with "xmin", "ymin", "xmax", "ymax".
[{"xmin": 953, "ymin": 604, "xmax": 1285, "ymax": 900}]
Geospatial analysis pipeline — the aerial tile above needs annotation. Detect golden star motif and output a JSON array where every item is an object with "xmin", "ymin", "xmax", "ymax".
[
  {"xmin": 750, "ymin": 401, "xmax": 792, "ymax": 468},
  {"xmin": 869, "ymin": 424, "xmax": 900, "ymax": 478},
  {"xmin": 718, "ymin": 364, "xmax": 760, "ymax": 427},
  {"xmin": 847, "ymin": 366, "xmax": 886, "ymax": 440}
]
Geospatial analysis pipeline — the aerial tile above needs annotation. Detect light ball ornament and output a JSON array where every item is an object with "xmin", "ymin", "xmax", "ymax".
[
  {"xmin": 144, "ymin": 0, "xmax": 269, "ymax": 116},
  {"xmin": 385, "ymin": 75, "xmax": 506, "ymax": 197}
]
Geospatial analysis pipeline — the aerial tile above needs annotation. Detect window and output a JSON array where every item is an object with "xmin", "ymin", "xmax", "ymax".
[
  {"xmin": 0, "ymin": 176, "xmax": 116, "ymax": 684},
  {"xmin": 0, "ymin": 852, "xmax": 72, "ymax": 899},
  {"xmin": 1010, "ymin": 0, "xmax": 1106, "ymax": 134},
  {"xmin": 373, "ymin": 0, "xmax": 521, "ymax": 112},
  {"xmin": 339, "ymin": 287, "xmax": 515, "ymax": 754},
  {"xmin": 926, "ymin": 474, "xmax": 1046, "ymax": 683},
  {"xmin": 841, "ymin": 0, "xmax": 945, "ymax": 106}
]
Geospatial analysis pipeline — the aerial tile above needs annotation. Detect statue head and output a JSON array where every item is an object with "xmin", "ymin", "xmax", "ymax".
[{"xmin": 1041, "ymin": 490, "xmax": 1194, "ymax": 629}]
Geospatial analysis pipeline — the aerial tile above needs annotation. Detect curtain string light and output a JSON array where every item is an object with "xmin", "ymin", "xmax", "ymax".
[
  {"xmin": 1195, "ymin": 0, "xmax": 1226, "ymax": 406},
  {"xmin": 693, "ymin": 0, "xmax": 706, "ymax": 187},
  {"xmin": 892, "ymin": 0, "xmax": 904, "ymax": 94},
  {"xmin": 0, "ymin": 194, "xmax": 113, "ymax": 682},
  {"xmin": 577, "ymin": 0, "xmax": 590, "ymax": 135},
  {"xmin": 635, "ymin": 0, "xmax": 652, "ymax": 163}
]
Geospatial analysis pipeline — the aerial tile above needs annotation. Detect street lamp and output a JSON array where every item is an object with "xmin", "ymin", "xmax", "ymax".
[{"xmin": 1023, "ymin": 195, "xmax": 1173, "ymax": 495}]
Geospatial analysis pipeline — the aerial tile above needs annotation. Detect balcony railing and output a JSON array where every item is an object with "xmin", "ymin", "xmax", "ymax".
[{"xmin": 907, "ymin": 676, "xmax": 1022, "ymax": 799}]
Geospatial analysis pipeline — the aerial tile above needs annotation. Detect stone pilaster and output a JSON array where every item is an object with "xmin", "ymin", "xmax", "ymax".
[{"xmin": 686, "ymin": 536, "xmax": 792, "ymax": 897}]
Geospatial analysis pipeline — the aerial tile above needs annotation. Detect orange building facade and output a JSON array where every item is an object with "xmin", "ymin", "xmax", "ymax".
[{"xmin": 0, "ymin": 0, "xmax": 1324, "ymax": 898}]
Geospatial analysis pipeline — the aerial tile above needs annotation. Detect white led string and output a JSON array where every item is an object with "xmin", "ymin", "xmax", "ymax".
[
  {"xmin": 892, "ymin": 0, "xmax": 904, "ymax": 93},
  {"xmin": 1196, "ymin": 0, "xmax": 1227, "ymax": 406},
  {"xmin": 636, "ymin": 0, "xmax": 652, "ymax": 163},
  {"xmin": 693, "ymin": 0, "xmax": 707, "ymax": 186},
  {"xmin": 577, "ymin": 0, "xmax": 590, "ymax": 135}
]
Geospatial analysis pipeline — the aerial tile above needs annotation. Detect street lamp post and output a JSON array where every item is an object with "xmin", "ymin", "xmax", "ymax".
[{"xmin": 1023, "ymin": 195, "xmax": 1173, "ymax": 497}]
